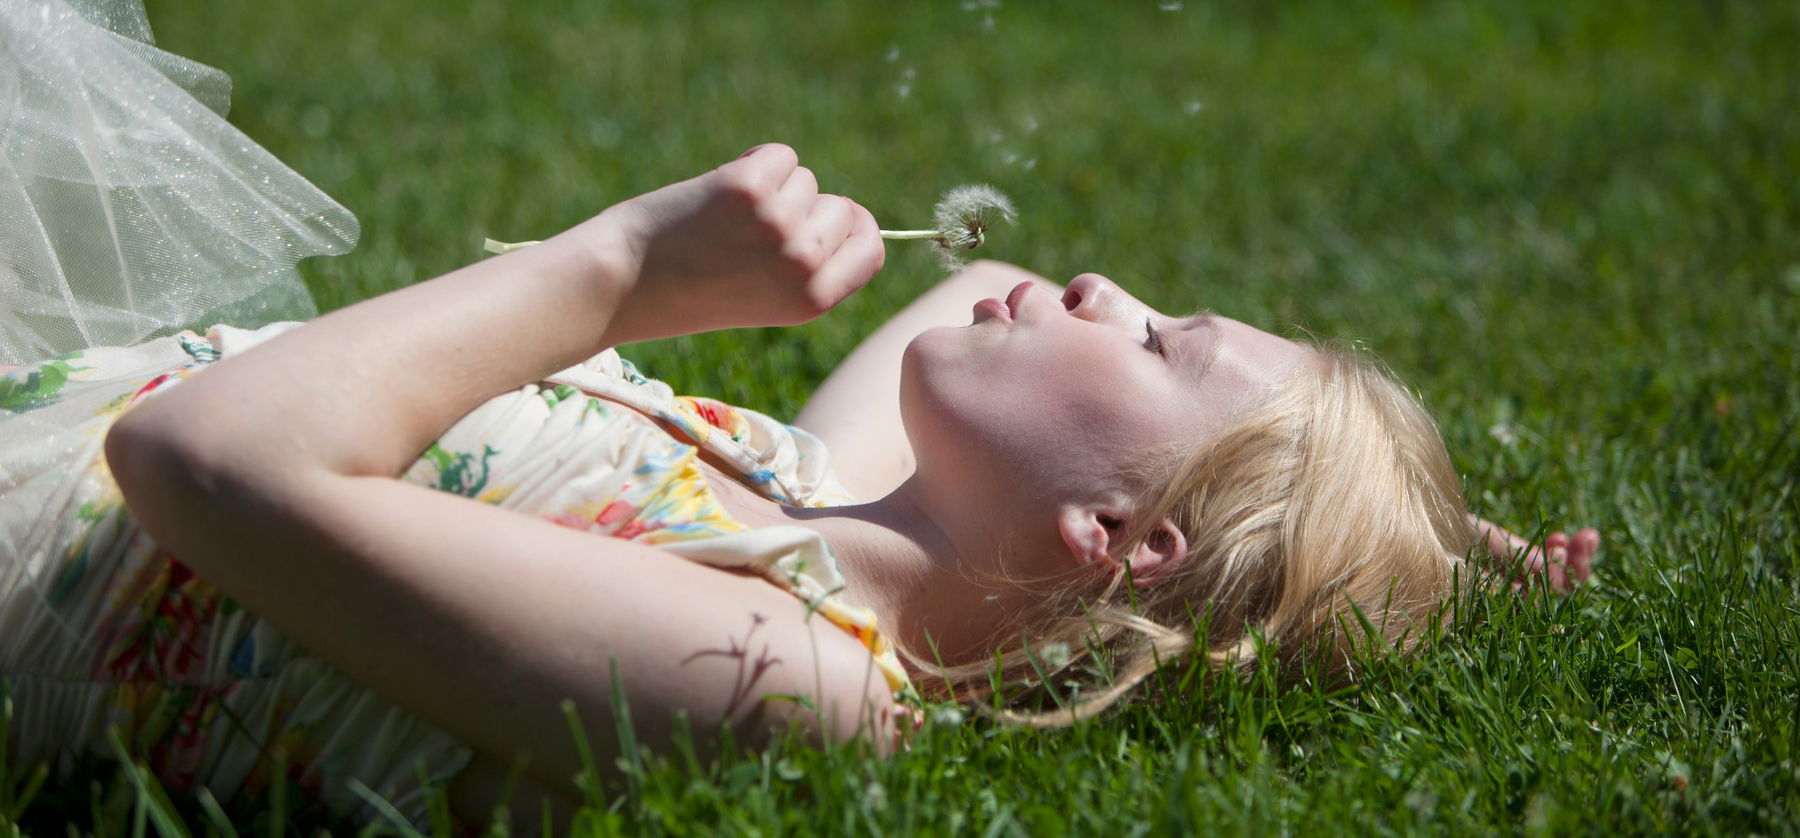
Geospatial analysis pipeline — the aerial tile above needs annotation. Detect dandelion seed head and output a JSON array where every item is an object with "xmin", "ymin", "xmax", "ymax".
[{"xmin": 930, "ymin": 184, "xmax": 1016, "ymax": 269}]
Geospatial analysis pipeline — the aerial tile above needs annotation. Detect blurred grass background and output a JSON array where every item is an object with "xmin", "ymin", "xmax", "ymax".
[{"xmin": 22, "ymin": 0, "xmax": 1795, "ymax": 833}]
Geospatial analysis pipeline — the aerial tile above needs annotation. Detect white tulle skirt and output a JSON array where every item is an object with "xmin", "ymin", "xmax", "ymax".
[
  {"xmin": 0, "ymin": 0, "xmax": 469, "ymax": 823},
  {"xmin": 0, "ymin": 0, "xmax": 357, "ymax": 365}
]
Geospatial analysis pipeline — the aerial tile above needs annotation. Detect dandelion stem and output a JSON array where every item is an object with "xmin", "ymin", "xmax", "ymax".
[
  {"xmin": 878, "ymin": 230, "xmax": 940, "ymax": 240},
  {"xmin": 483, "ymin": 238, "xmax": 540, "ymax": 255}
]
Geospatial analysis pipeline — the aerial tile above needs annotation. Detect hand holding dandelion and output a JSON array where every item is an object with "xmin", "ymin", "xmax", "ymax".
[
  {"xmin": 485, "ymin": 183, "xmax": 1016, "ymax": 271},
  {"xmin": 878, "ymin": 184, "xmax": 1017, "ymax": 270}
]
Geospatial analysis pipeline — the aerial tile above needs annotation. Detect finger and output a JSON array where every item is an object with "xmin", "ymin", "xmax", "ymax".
[
  {"xmin": 717, "ymin": 143, "xmax": 799, "ymax": 196},
  {"xmin": 1568, "ymin": 544, "xmax": 1592, "ymax": 585},
  {"xmin": 1477, "ymin": 518, "xmax": 1528, "ymax": 567},
  {"xmin": 795, "ymin": 195, "xmax": 855, "ymax": 265},
  {"xmin": 1547, "ymin": 531, "xmax": 1569, "ymax": 554},
  {"xmin": 1517, "ymin": 547, "xmax": 1544, "ymax": 590},
  {"xmin": 770, "ymin": 165, "xmax": 819, "ymax": 226},
  {"xmin": 1543, "ymin": 532, "xmax": 1572, "ymax": 590},
  {"xmin": 810, "ymin": 200, "xmax": 885, "ymax": 308},
  {"xmin": 1570, "ymin": 528, "xmax": 1600, "ymax": 584}
]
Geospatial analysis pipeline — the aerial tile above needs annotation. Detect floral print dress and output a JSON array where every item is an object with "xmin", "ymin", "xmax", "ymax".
[{"xmin": 0, "ymin": 322, "xmax": 911, "ymax": 822}]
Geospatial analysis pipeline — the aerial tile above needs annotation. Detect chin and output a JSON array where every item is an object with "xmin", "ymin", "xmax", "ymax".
[{"xmin": 899, "ymin": 341, "xmax": 979, "ymax": 461}]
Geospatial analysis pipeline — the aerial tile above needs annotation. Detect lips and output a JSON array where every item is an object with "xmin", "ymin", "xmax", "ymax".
[
  {"xmin": 1004, "ymin": 281, "xmax": 1034, "ymax": 318},
  {"xmin": 972, "ymin": 297, "xmax": 1011, "ymax": 322},
  {"xmin": 973, "ymin": 281, "xmax": 1037, "ymax": 324}
]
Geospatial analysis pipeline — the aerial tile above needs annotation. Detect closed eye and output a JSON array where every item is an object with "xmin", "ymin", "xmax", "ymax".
[{"xmin": 1144, "ymin": 319, "xmax": 1168, "ymax": 357}]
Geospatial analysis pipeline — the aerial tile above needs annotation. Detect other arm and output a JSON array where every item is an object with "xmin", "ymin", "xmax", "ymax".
[{"xmin": 1473, "ymin": 515, "xmax": 1600, "ymax": 592}]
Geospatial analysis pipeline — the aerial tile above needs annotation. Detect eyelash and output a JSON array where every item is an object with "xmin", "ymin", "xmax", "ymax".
[{"xmin": 1143, "ymin": 319, "xmax": 1167, "ymax": 357}]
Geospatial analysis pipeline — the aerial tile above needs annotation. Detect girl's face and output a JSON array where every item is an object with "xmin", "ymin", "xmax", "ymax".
[{"xmin": 900, "ymin": 271, "xmax": 1314, "ymax": 577}]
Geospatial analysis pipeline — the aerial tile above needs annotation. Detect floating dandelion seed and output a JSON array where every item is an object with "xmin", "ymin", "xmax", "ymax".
[{"xmin": 879, "ymin": 184, "xmax": 1017, "ymax": 270}]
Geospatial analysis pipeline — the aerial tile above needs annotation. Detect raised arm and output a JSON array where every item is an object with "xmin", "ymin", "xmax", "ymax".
[
  {"xmin": 795, "ymin": 260, "xmax": 1061, "ymax": 500},
  {"xmin": 105, "ymin": 146, "xmax": 889, "ymax": 798}
]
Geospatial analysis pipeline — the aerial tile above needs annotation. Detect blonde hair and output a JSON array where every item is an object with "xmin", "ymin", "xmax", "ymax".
[{"xmin": 910, "ymin": 345, "xmax": 1477, "ymax": 723}]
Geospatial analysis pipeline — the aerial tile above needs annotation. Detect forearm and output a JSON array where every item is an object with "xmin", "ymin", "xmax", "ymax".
[
  {"xmin": 116, "ymin": 224, "xmax": 631, "ymax": 482},
  {"xmin": 116, "ymin": 144, "xmax": 877, "ymax": 487}
]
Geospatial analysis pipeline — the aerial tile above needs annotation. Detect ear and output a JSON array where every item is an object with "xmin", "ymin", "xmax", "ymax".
[
  {"xmin": 1056, "ymin": 506, "xmax": 1190, "ymax": 589},
  {"xmin": 1124, "ymin": 518, "xmax": 1190, "ymax": 587}
]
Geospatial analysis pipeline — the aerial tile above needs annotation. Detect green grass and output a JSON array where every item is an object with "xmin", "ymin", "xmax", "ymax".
[{"xmin": 9, "ymin": 0, "xmax": 1799, "ymax": 834}]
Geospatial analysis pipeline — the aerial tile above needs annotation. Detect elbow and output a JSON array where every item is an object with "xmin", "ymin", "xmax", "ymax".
[
  {"xmin": 728, "ymin": 637, "xmax": 901, "ymax": 756},
  {"xmin": 104, "ymin": 396, "xmax": 253, "ymax": 536},
  {"xmin": 106, "ymin": 401, "xmax": 197, "ymax": 502},
  {"xmin": 827, "ymin": 679, "xmax": 903, "ymax": 756},
  {"xmin": 800, "ymin": 646, "xmax": 904, "ymax": 755}
]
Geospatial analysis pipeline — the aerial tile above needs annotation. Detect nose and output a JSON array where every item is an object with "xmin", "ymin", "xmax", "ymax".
[{"xmin": 1062, "ymin": 272, "xmax": 1137, "ymax": 326}]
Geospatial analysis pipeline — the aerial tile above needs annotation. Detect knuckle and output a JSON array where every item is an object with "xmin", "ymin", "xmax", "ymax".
[
  {"xmin": 786, "ymin": 240, "xmax": 826, "ymax": 271},
  {"xmin": 764, "ymin": 143, "xmax": 798, "ymax": 167},
  {"xmin": 801, "ymin": 290, "xmax": 836, "ymax": 319},
  {"xmin": 718, "ymin": 174, "xmax": 762, "ymax": 206},
  {"xmin": 749, "ymin": 206, "xmax": 786, "ymax": 239}
]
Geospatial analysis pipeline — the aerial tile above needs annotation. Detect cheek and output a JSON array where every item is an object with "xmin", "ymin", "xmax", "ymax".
[
  {"xmin": 898, "ymin": 333, "xmax": 989, "ymax": 452},
  {"xmin": 899, "ymin": 329, "xmax": 1172, "ymax": 472}
]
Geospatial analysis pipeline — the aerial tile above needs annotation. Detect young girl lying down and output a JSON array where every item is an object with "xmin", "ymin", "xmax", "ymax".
[{"xmin": 0, "ymin": 144, "xmax": 1597, "ymax": 825}]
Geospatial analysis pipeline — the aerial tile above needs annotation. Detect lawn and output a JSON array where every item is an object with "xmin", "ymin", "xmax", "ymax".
[{"xmin": 7, "ymin": 0, "xmax": 1798, "ymax": 834}]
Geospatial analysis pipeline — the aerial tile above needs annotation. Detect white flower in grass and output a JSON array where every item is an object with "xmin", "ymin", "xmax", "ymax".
[
  {"xmin": 1037, "ymin": 641, "xmax": 1071, "ymax": 670},
  {"xmin": 879, "ymin": 184, "xmax": 1017, "ymax": 270},
  {"xmin": 928, "ymin": 705, "xmax": 967, "ymax": 727},
  {"xmin": 863, "ymin": 780, "xmax": 888, "ymax": 811}
]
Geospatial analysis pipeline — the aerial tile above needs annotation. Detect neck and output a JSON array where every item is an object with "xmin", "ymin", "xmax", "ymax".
[
  {"xmin": 720, "ymin": 472, "xmax": 1012, "ymax": 668},
  {"xmin": 780, "ymin": 486, "xmax": 941, "ymax": 621}
]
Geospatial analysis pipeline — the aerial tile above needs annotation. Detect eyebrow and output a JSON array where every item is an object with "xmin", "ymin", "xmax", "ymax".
[{"xmin": 1169, "ymin": 309, "xmax": 1224, "ymax": 378}]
